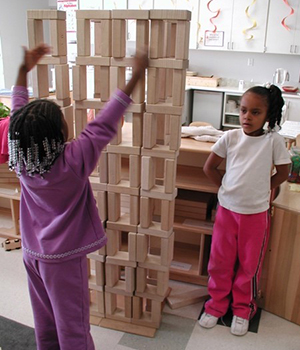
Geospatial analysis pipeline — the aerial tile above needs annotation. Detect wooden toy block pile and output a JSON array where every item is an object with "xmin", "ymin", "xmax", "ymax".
[{"xmin": 27, "ymin": 10, "xmax": 74, "ymax": 141}]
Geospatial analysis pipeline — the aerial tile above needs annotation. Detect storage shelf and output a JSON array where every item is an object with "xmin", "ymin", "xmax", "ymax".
[
  {"xmin": 176, "ymin": 165, "xmax": 219, "ymax": 193},
  {"xmin": 174, "ymin": 216, "xmax": 213, "ymax": 235}
]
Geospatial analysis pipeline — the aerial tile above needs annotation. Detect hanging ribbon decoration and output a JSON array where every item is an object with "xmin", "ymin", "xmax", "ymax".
[
  {"xmin": 242, "ymin": 0, "xmax": 257, "ymax": 40},
  {"xmin": 207, "ymin": 0, "xmax": 220, "ymax": 33},
  {"xmin": 281, "ymin": 0, "xmax": 295, "ymax": 31}
]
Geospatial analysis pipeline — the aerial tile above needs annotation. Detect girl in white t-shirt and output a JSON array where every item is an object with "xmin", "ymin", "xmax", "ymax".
[{"xmin": 199, "ymin": 85, "xmax": 291, "ymax": 336}]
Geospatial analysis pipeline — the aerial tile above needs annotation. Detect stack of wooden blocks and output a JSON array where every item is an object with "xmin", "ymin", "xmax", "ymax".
[{"xmin": 27, "ymin": 10, "xmax": 74, "ymax": 141}]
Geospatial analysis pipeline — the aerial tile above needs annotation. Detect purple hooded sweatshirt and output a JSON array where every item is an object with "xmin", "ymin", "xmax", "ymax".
[{"xmin": 11, "ymin": 86, "xmax": 131, "ymax": 262}]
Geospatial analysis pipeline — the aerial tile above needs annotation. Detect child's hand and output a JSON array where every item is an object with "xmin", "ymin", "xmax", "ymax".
[
  {"xmin": 132, "ymin": 48, "xmax": 149, "ymax": 76},
  {"xmin": 22, "ymin": 43, "xmax": 51, "ymax": 73}
]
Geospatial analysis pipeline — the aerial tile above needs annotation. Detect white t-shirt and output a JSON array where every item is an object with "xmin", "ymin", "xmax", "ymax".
[{"xmin": 211, "ymin": 129, "xmax": 291, "ymax": 214}]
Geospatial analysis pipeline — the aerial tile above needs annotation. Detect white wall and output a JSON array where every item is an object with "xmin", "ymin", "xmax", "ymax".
[
  {"xmin": 0, "ymin": 0, "xmax": 51, "ymax": 89},
  {"xmin": 188, "ymin": 49, "xmax": 300, "ymax": 87}
]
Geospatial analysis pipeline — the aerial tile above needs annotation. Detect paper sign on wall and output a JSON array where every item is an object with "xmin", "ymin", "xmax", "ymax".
[{"xmin": 204, "ymin": 30, "xmax": 224, "ymax": 47}]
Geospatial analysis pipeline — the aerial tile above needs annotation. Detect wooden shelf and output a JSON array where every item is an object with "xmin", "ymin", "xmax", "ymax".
[
  {"xmin": 176, "ymin": 165, "xmax": 219, "ymax": 193},
  {"xmin": 174, "ymin": 216, "xmax": 213, "ymax": 235}
]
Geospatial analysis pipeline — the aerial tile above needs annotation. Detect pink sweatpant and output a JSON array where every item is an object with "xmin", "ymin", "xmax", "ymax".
[
  {"xmin": 205, "ymin": 205, "xmax": 270, "ymax": 320},
  {"xmin": 23, "ymin": 254, "xmax": 95, "ymax": 350}
]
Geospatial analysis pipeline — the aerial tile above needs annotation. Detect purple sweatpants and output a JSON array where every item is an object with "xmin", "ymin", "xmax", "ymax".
[
  {"xmin": 205, "ymin": 205, "xmax": 270, "ymax": 320},
  {"xmin": 23, "ymin": 254, "xmax": 95, "ymax": 350}
]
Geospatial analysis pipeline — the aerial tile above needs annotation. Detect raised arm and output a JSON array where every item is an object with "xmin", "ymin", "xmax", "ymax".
[
  {"xmin": 121, "ymin": 49, "xmax": 148, "ymax": 97},
  {"xmin": 15, "ymin": 44, "xmax": 51, "ymax": 88},
  {"xmin": 203, "ymin": 152, "xmax": 225, "ymax": 187}
]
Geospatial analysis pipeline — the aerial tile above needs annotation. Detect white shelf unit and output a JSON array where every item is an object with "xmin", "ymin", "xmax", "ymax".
[{"xmin": 222, "ymin": 92, "xmax": 242, "ymax": 128}]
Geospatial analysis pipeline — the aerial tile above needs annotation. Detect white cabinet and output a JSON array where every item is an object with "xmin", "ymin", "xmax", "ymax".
[
  {"xmin": 222, "ymin": 92, "xmax": 242, "ymax": 128},
  {"xmin": 282, "ymin": 95, "xmax": 300, "ymax": 122},
  {"xmin": 197, "ymin": 0, "xmax": 269, "ymax": 53},
  {"xmin": 265, "ymin": 0, "xmax": 300, "ymax": 54},
  {"xmin": 153, "ymin": 0, "xmax": 199, "ymax": 49}
]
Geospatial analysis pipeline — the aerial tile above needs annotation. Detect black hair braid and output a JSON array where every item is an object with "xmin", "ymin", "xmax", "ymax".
[
  {"xmin": 245, "ymin": 84, "xmax": 284, "ymax": 130},
  {"xmin": 9, "ymin": 99, "xmax": 65, "ymax": 176},
  {"xmin": 267, "ymin": 85, "xmax": 284, "ymax": 129}
]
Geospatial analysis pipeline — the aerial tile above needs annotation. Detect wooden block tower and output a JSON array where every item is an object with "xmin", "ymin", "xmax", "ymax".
[
  {"xmin": 73, "ymin": 9, "xmax": 191, "ymax": 332},
  {"xmin": 27, "ymin": 10, "xmax": 74, "ymax": 141}
]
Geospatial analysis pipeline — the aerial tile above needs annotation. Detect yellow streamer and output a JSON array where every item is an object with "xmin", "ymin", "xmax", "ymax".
[{"xmin": 242, "ymin": 0, "xmax": 257, "ymax": 40}]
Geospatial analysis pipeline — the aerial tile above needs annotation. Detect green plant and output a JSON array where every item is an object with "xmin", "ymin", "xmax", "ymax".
[{"xmin": 0, "ymin": 102, "xmax": 10, "ymax": 119}]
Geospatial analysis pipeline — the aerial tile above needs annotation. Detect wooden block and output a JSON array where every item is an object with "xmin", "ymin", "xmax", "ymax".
[
  {"xmin": 77, "ymin": 18, "xmax": 91, "ymax": 56},
  {"xmin": 132, "ymin": 69, "xmax": 146, "ymax": 104},
  {"xmin": 94, "ymin": 66, "xmax": 110, "ymax": 101},
  {"xmin": 149, "ymin": 10, "xmax": 191, "ymax": 21},
  {"xmin": 141, "ymin": 186, "xmax": 177, "ymax": 201},
  {"xmin": 74, "ymin": 99, "xmax": 106, "ymax": 110},
  {"xmin": 130, "ymin": 195, "xmax": 140, "ymax": 226},
  {"xmin": 175, "ymin": 21, "xmax": 190, "ymax": 60},
  {"xmin": 136, "ymin": 19, "xmax": 149, "ymax": 51},
  {"xmin": 125, "ymin": 267, "xmax": 135, "ymax": 294},
  {"xmin": 137, "ymin": 233, "xmax": 148, "ymax": 263},
  {"xmin": 27, "ymin": 19, "xmax": 44, "ymax": 49},
  {"xmin": 129, "ymin": 155, "xmax": 141, "ymax": 188},
  {"xmin": 132, "ymin": 113, "xmax": 143, "ymax": 147},
  {"xmin": 140, "ymin": 197, "xmax": 152, "ymax": 229},
  {"xmin": 50, "ymin": 20, "xmax": 67, "ymax": 56},
  {"xmin": 74, "ymin": 109, "xmax": 87, "ymax": 137},
  {"xmin": 39, "ymin": 56, "xmax": 68, "ymax": 65},
  {"xmin": 169, "ymin": 115, "xmax": 181, "ymax": 151},
  {"xmin": 141, "ymin": 156, "xmax": 155, "ymax": 191},
  {"xmin": 164, "ymin": 22, "xmax": 176, "ymax": 58},
  {"xmin": 46, "ymin": 96, "xmax": 71, "ymax": 108},
  {"xmin": 27, "ymin": 9, "xmax": 66, "ymax": 20},
  {"xmin": 172, "ymin": 69, "xmax": 186, "ymax": 106},
  {"xmin": 167, "ymin": 286, "xmax": 209, "ymax": 310},
  {"xmin": 150, "ymin": 20, "xmax": 164, "ymax": 59},
  {"xmin": 94, "ymin": 19, "xmax": 112, "ymax": 57},
  {"xmin": 32, "ymin": 65, "xmax": 49, "ymax": 98},
  {"xmin": 110, "ymin": 67, "xmax": 126, "ymax": 95},
  {"xmin": 128, "ymin": 232, "xmax": 137, "ymax": 262},
  {"xmin": 146, "ymin": 103, "xmax": 183, "ymax": 116},
  {"xmin": 112, "ymin": 19, "xmax": 126, "ymax": 58},
  {"xmin": 72, "ymin": 65, "xmax": 87, "ymax": 101},
  {"xmin": 156, "ymin": 270, "xmax": 170, "ymax": 296},
  {"xmin": 76, "ymin": 56, "xmax": 111, "ymax": 66},
  {"xmin": 147, "ymin": 68, "xmax": 160, "ymax": 104},
  {"xmin": 106, "ymin": 251, "xmax": 137, "ymax": 268},
  {"xmin": 164, "ymin": 159, "xmax": 176, "ymax": 194},
  {"xmin": 143, "ymin": 113, "xmax": 157, "ymax": 149},
  {"xmin": 160, "ymin": 232, "xmax": 174, "ymax": 266},
  {"xmin": 61, "ymin": 105, "xmax": 74, "ymax": 141},
  {"xmin": 112, "ymin": 9, "xmax": 149, "ymax": 20},
  {"xmin": 105, "ymin": 263, "xmax": 119, "ymax": 288},
  {"xmin": 107, "ymin": 214, "xmax": 138, "ymax": 233},
  {"xmin": 107, "ymin": 192, "xmax": 121, "ymax": 222},
  {"xmin": 105, "ymin": 291, "xmax": 117, "ymax": 315},
  {"xmin": 148, "ymin": 58, "xmax": 188, "ymax": 70},
  {"xmin": 95, "ymin": 260, "xmax": 105, "ymax": 286},
  {"xmin": 124, "ymin": 295, "xmax": 133, "ymax": 318},
  {"xmin": 161, "ymin": 199, "xmax": 175, "ymax": 232},
  {"xmin": 76, "ymin": 10, "xmax": 111, "ymax": 20},
  {"xmin": 106, "ymin": 229, "xmax": 119, "ymax": 256},
  {"xmin": 108, "ymin": 153, "xmax": 122, "ymax": 185},
  {"xmin": 110, "ymin": 57, "xmax": 135, "ymax": 67},
  {"xmin": 99, "ymin": 151, "xmax": 108, "ymax": 184},
  {"xmin": 136, "ymin": 267, "xmax": 147, "ymax": 293},
  {"xmin": 55, "ymin": 64, "xmax": 70, "ymax": 100},
  {"xmin": 90, "ymin": 290, "xmax": 105, "ymax": 317}
]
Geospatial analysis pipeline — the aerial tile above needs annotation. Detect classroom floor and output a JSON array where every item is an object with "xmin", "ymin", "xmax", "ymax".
[{"xmin": 1, "ymin": 247, "xmax": 300, "ymax": 350}]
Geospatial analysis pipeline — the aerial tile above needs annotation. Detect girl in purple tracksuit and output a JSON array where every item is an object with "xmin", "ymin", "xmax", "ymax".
[{"xmin": 9, "ymin": 43, "xmax": 148, "ymax": 350}]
